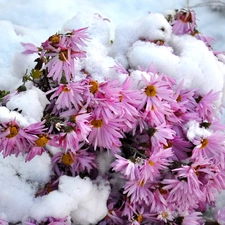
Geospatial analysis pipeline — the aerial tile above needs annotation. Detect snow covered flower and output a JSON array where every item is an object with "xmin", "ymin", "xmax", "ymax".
[{"xmin": 171, "ymin": 9, "xmax": 196, "ymax": 35}]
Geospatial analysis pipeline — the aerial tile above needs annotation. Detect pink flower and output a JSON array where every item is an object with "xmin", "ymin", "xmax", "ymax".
[
  {"xmin": 49, "ymin": 82, "xmax": 85, "ymax": 110},
  {"xmin": 123, "ymin": 178, "xmax": 154, "ymax": 205},
  {"xmin": 21, "ymin": 42, "xmax": 39, "ymax": 55},
  {"xmin": 147, "ymin": 123, "xmax": 175, "ymax": 147},
  {"xmin": 194, "ymin": 90, "xmax": 221, "ymax": 121},
  {"xmin": 57, "ymin": 124, "xmax": 80, "ymax": 152},
  {"xmin": 0, "ymin": 219, "xmax": 8, "ymax": 225},
  {"xmin": 216, "ymin": 207, "xmax": 225, "ymax": 225},
  {"xmin": 118, "ymin": 77, "xmax": 142, "ymax": 131},
  {"xmin": 46, "ymin": 48, "xmax": 76, "ymax": 83},
  {"xmin": 111, "ymin": 154, "xmax": 141, "ymax": 180},
  {"xmin": 171, "ymin": 9, "xmax": 196, "ymax": 35},
  {"xmin": 191, "ymin": 132, "xmax": 225, "ymax": 160},
  {"xmin": 140, "ymin": 148, "xmax": 173, "ymax": 182},
  {"xmin": 162, "ymin": 168, "xmax": 205, "ymax": 210},
  {"xmin": 88, "ymin": 115, "xmax": 124, "ymax": 154},
  {"xmin": 52, "ymin": 146, "xmax": 97, "ymax": 176},
  {"xmin": 0, "ymin": 120, "xmax": 36, "ymax": 157},
  {"xmin": 111, "ymin": 62, "xmax": 129, "ymax": 75},
  {"xmin": 67, "ymin": 27, "xmax": 90, "ymax": 52},
  {"xmin": 169, "ymin": 136, "xmax": 192, "ymax": 161},
  {"xmin": 25, "ymin": 134, "xmax": 49, "ymax": 162},
  {"xmin": 179, "ymin": 211, "xmax": 203, "ymax": 225},
  {"xmin": 139, "ymin": 73, "xmax": 173, "ymax": 111},
  {"xmin": 61, "ymin": 109, "xmax": 92, "ymax": 142},
  {"xmin": 157, "ymin": 208, "xmax": 174, "ymax": 223}
]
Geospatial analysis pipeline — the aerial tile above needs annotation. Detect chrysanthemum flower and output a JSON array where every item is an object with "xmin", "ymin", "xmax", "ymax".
[
  {"xmin": 111, "ymin": 154, "xmax": 141, "ymax": 180},
  {"xmin": 194, "ymin": 90, "xmax": 221, "ymax": 121},
  {"xmin": 0, "ymin": 120, "xmax": 39, "ymax": 158},
  {"xmin": 118, "ymin": 77, "xmax": 142, "ymax": 131},
  {"xmin": 57, "ymin": 124, "xmax": 80, "ymax": 153},
  {"xmin": 46, "ymin": 48, "xmax": 80, "ymax": 83},
  {"xmin": 123, "ymin": 178, "xmax": 154, "ymax": 205},
  {"xmin": 147, "ymin": 123, "xmax": 175, "ymax": 147},
  {"xmin": 49, "ymin": 82, "xmax": 85, "ymax": 110},
  {"xmin": 88, "ymin": 115, "xmax": 124, "ymax": 153},
  {"xmin": 67, "ymin": 27, "xmax": 90, "ymax": 52},
  {"xmin": 162, "ymin": 168, "xmax": 205, "ymax": 210},
  {"xmin": 61, "ymin": 109, "xmax": 92, "ymax": 142},
  {"xmin": 52, "ymin": 147, "xmax": 97, "ymax": 176},
  {"xmin": 171, "ymin": 9, "xmax": 196, "ymax": 35},
  {"xmin": 143, "ymin": 102, "xmax": 172, "ymax": 126},
  {"xmin": 20, "ymin": 42, "xmax": 39, "ymax": 55},
  {"xmin": 167, "ymin": 136, "xmax": 192, "ymax": 161},
  {"xmin": 139, "ymin": 73, "xmax": 173, "ymax": 111},
  {"xmin": 216, "ymin": 206, "xmax": 225, "ymax": 225},
  {"xmin": 140, "ymin": 148, "xmax": 173, "ymax": 182},
  {"xmin": 25, "ymin": 134, "xmax": 49, "ymax": 162},
  {"xmin": 191, "ymin": 132, "xmax": 225, "ymax": 160}
]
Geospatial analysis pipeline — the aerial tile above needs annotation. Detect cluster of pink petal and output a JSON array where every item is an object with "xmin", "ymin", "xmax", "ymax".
[{"xmin": 0, "ymin": 10, "xmax": 225, "ymax": 225}]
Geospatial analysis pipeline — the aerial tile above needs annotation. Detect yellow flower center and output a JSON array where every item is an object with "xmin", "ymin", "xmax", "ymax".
[
  {"xmin": 6, "ymin": 126, "xmax": 19, "ymax": 138},
  {"xmin": 145, "ymin": 85, "xmax": 157, "ymax": 97},
  {"xmin": 137, "ymin": 214, "xmax": 143, "ymax": 223},
  {"xmin": 91, "ymin": 119, "xmax": 103, "ymax": 128},
  {"xmin": 59, "ymin": 50, "xmax": 68, "ymax": 61},
  {"xmin": 89, "ymin": 80, "xmax": 99, "ymax": 94},
  {"xmin": 62, "ymin": 85, "xmax": 70, "ymax": 92},
  {"xmin": 119, "ymin": 92, "xmax": 123, "ymax": 102},
  {"xmin": 201, "ymin": 139, "xmax": 208, "ymax": 149},
  {"xmin": 61, "ymin": 152, "xmax": 76, "ymax": 165},
  {"xmin": 35, "ymin": 135, "xmax": 48, "ymax": 147},
  {"xmin": 48, "ymin": 34, "xmax": 60, "ymax": 45},
  {"xmin": 148, "ymin": 160, "xmax": 155, "ymax": 166},
  {"xmin": 176, "ymin": 94, "xmax": 182, "ymax": 102},
  {"xmin": 138, "ymin": 179, "xmax": 145, "ymax": 186}
]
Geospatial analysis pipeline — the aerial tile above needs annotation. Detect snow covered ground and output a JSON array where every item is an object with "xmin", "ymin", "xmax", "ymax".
[{"xmin": 1, "ymin": 0, "xmax": 225, "ymax": 224}]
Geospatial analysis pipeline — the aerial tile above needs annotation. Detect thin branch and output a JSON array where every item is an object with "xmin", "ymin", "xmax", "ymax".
[{"xmin": 189, "ymin": 0, "xmax": 225, "ymax": 9}]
